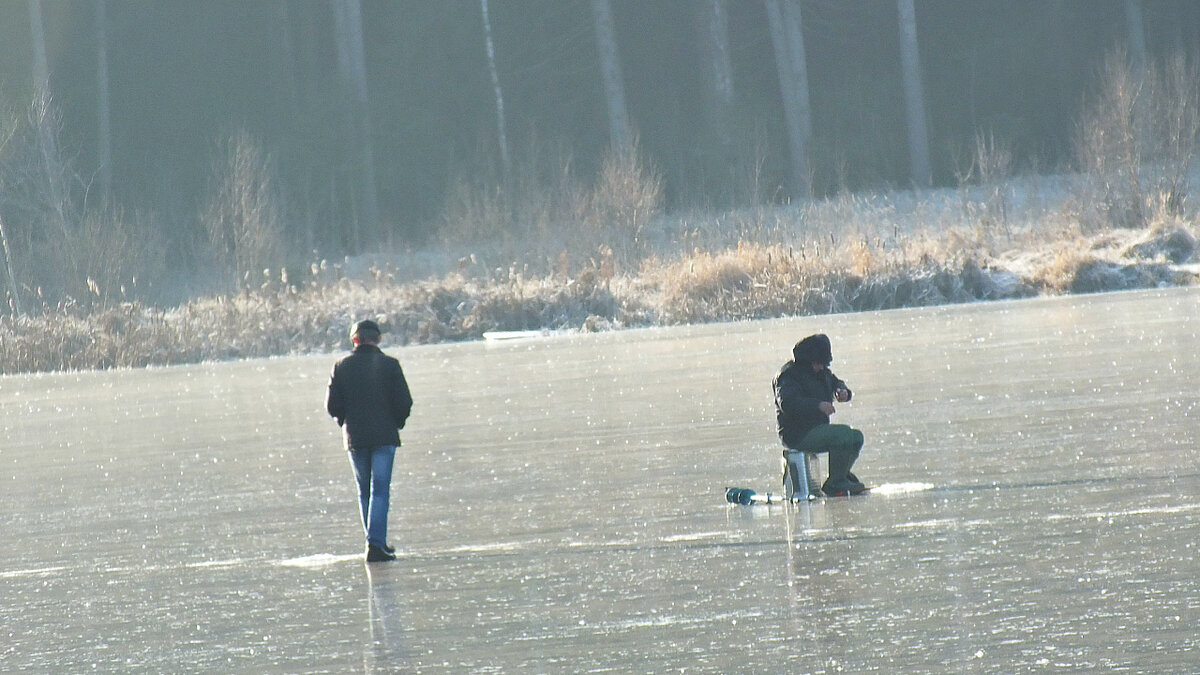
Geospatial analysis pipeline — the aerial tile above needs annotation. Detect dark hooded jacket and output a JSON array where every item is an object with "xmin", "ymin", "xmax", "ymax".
[
  {"xmin": 326, "ymin": 344, "xmax": 413, "ymax": 450},
  {"xmin": 773, "ymin": 334, "xmax": 851, "ymax": 448}
]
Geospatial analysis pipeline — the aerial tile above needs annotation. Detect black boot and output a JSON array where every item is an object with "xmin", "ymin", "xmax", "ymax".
[
  {"xmin": 823, "ymin": 448, "xmax": 865, "ymax": 496},
  {"xmin": 366, "ymin": 544, "xmax": 396, "ymax": 562}
]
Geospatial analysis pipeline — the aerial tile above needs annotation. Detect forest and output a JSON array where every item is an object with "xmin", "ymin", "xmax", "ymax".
[{"xmin": 2, "ymin": 1, "xmax": 1200, "ymax": 372}]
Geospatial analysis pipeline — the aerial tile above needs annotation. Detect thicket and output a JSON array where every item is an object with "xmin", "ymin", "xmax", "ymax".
[
  {"xmin": 1075, "ymin": 50, "xmax": 1200, "ymax": 229},
  {"xmin": 2, "ymin": 51, "xmax": 1199, "ymax": 375}
]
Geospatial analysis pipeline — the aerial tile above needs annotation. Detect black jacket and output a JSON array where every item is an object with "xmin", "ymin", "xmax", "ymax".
[
  {"xmin": 326, "ymin": 344, "xmax": 413, "ymax": 450},
  {"xmin": 773, "ymin": 360, "xmax": 851, "ymax": 449}
]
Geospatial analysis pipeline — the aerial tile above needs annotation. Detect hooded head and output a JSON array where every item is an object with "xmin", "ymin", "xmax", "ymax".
[{"xmin": 792, "ymin": 333, "xmax": 832, "ymax": 367}]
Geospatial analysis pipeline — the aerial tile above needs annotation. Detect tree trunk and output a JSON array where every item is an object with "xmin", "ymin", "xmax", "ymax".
[
  {"xmin": 270, "ymin": 0, "xmax": 314, "ymax": 253},
  {"xmin": 29, "ymin": 0, "xmax": 50, "ymax": 90},
  {"xmin": 699, "ymin": 0, "xmax": 734, "ymax": 148},
  {"xmin": 95, "ymin": 0, "xmax": 112, "ymax": 198},
  {"xmin": 781, "ymin": 1, "xmax": 813, "ymax": 181},
  {"xmin": 590, "ymin": 0, "xmax": 631, "ymax": 153},
  {"xmin": 1124, "ymin": 0, "xmax": 1147, "ymax": 74},
  {"xmin": 897, "ymin": 0, "xmax": 932, "ymax": 188},
  {"xmin": 765, "ymin": 0, "xmax": 811, "ymax": 198},
  {"xmin": 481, "ymin": 0, "xmax": 511, "ymax": 178},
  {"xmin": 333, "ymin": 0, "xmax": 380, "ymax": 250}
]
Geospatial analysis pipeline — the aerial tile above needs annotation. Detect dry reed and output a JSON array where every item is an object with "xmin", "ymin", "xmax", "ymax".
[{"xmin": 3, "ymin": 200, "xmax": 1195, "ymax": 375}]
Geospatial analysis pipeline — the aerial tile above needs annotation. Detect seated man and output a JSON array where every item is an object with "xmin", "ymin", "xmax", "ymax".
[{"xmin": 773, "ymin": 334, "xmax": 867, "ymax": 496}]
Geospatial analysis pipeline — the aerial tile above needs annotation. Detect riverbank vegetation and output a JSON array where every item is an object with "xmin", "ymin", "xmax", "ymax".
[
  {"xmin": 2, "ymin": 52, "xmax": 1199, "ymax": 375},
  {"xmin": 3, "ymin": 183, "xmax": 1196, "ymax": 375}
]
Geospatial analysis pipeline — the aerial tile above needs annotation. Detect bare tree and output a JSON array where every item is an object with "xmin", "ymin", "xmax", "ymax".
[
  {"xmin": 0, "ymin": 119, "xmax": 21, "ymax": 315},
  {"xmin": 203, "ymin": 128, "xmax": 286, "ymax": 285},
  {"xmin": 1076, "ymin": 50, "xmax": 1200, "ymax": 228},
  {"xmin": 765, "ymin": 0, "xmax": 812, "ymax": 198},
  {"xmin": 481, "ymin": 0, "xmax": 511, "ymax": 177},
  {"xmin": 590, "ymin": 0, "xmax": 631, "ymax": 153},
  {"xmin": 28, "ymin": 0, "xmax": 78, "ymax": 270},
  {"xmin": 0, "ymin": 112, "xmax": 21, "ymax": 316},
  {"xmin": 0, "ymin": 95, "xmax": 87, "ymax": 310},
  {"xmin": 897, "ymin": 0, "xmax": 932, "ymax": 188},
  {"xmin": 332, "ymin": 0, "xmax": 380, "ymax": 249},
  {"xmin": 0, "ymin": 210, "xmax": 19, "ymax": 316}
]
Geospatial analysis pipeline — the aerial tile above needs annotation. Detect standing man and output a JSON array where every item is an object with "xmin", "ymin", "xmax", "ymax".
[
  {"xmin": 773, "ymin": 333, "xmax": 867, "ymax": 497},
  {"xmin": 327, "ymin": 319, "xmax": 413, "ymax": 562}
]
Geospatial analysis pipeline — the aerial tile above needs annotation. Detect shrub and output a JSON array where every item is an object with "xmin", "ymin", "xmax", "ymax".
[
  {"xmin": 1075, "ymin": 50, "xmax": 1200, "ymax": 229},
  {"xmin": 439, "ymin": 139, "xmax": 661, "ymax": 275},
  {"xmin": 202, "ymin": 128, "xmax": 288, "ymax": 286},
  {"xmin": 584, "ymin": 139, "xmax": 662, "ymax": 265},
  {"xmin": 0, "ymin": 92, "xmax": 85, "ymax": 311},
  {"xmin": 76, "ymin": 206, "xmax": 166, "ymax": 308}
]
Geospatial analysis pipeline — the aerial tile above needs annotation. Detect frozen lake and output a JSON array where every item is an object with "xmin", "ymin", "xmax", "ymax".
[{"xmin": 2, "ymin": 287, "xmax": 1198, "ymax": 673}]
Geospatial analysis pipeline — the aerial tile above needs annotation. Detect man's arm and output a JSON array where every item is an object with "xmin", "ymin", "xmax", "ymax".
[
  {"xmin": 390, "ymin": 363, "xmax": 413, "ymax": 429},
  {"xmin": 326, "ymin": 366, "xmax": 345, "ymax": 426},
  {"xmin": 830, "ymin": 371, "xmax": 852, "ymax": 402},
  {"xmin": 775, "ymin": 372, "xmax": 824, "ymax": 418}
]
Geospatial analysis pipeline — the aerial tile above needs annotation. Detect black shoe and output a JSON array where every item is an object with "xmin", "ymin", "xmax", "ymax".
[
  {"xmin": 846, "ymin": 472, "xmax": 866, "ymax": 490},
  {"xmin": 366, "ymin": 544, "xmax": 396, "ymax": 562},
  {"xmin": 383, "ymin": 542, "xmax": 395, "ymax": 555},
  {"xmin": 823, "ymin": 481, "xmax": 869, "ymax": 497}
]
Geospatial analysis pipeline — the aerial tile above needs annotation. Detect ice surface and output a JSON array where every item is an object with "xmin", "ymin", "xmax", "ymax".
[{"xmin": 2, "ymin": 287, "xmax": 1198, "ymax": 672}]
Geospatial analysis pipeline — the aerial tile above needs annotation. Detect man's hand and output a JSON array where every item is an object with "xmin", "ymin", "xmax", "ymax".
[{"xmin": 819, "ymin": 401, "xmax": 836, "ymax": 416}]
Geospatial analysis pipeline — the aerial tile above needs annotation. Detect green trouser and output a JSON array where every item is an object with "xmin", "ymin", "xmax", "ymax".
[{"xmin": 795, "ymin": 424, "xmax": 864, "ymax": 491}]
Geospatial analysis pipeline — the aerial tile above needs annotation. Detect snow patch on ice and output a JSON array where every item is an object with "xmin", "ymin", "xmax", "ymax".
[
  {"xmin": 871, "ymin": 482, "xmax": 935, "ymax": 495},
  {"xmin": 277, "ymin": 553, "xmax": 363, "ymax": 568},
  {"xmin": 0, "ymin": 565, "xmax": 67, "ymax": 579}
]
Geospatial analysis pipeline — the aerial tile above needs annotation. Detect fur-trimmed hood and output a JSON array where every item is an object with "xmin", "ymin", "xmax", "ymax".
[{"xmin": 792, "ymin": 334, "xmax": 833, "ymax": 366}]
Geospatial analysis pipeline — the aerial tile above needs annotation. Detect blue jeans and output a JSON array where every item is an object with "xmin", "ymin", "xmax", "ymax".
[{"xmin": 348, "ymin": 446, "xmax": 396, "ymax": 549}]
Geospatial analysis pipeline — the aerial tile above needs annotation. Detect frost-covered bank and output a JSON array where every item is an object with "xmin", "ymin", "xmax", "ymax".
[{"xmin": 3, "ymin": 192, "xmax": 1197, "ymax": 375}]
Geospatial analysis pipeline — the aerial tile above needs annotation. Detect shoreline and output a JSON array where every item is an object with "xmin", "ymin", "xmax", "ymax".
[
  {"xmin": 2, "ymin": 222, "xmax": 1196, "ymax": 376},
  {"xmin": 3, "ymin": 181, "xmax": 1198, "ymax": 375}
]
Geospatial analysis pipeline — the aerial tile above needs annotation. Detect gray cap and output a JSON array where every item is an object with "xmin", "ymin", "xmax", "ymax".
[{"xmin": 351, "ymin": 319, "xmax": 381, "ymax": 342}]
